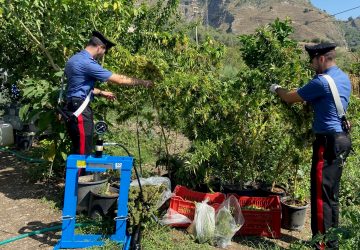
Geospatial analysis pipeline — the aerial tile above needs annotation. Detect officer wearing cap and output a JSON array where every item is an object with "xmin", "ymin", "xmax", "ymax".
[
  {"xmin": 63, "ymin": 31, "xmax": 153, "ymax": 163},
  {"xmin": 270, "ymin": 43, "xmax": 352, "ymax": 249}
]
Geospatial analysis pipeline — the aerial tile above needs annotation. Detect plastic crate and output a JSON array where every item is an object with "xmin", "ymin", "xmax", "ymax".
[
  {"xmin": 168, "ymin": 185, "xmax": 226, "ymax": 227},
  {"xmin": 236, "ymin": 195, "xmax": 281, "ymax": 238}
]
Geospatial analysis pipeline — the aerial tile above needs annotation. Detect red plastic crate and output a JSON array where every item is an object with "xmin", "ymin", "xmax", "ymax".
[
  {"xmin": 168, "ymin": 185, "xmax": 226, "ymax": 227},
  {"xmin": 236, "ymin": 195, "xmax": 281, "ymax": 238}
]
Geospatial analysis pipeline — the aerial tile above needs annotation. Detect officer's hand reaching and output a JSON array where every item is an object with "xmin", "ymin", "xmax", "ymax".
[
  {"xmin": 100, "ymin": 90, "xmax": 116, "ymax": 101},
  {"xmin": 269, "ymin": 84, "xmax": 282, "ymax": 94}
]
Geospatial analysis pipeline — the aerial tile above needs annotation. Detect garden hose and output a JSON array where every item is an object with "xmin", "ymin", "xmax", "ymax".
[
  {"xmin": 0, "ymin": 147, "xmax": 48, "ymax": 163},
  {"xmin": 0, "ymin": 223, "xmax": 92, "ymax": 246}
]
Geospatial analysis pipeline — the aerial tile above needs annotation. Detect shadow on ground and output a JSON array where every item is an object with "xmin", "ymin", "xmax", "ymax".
[
  {"xmin": 18, "ymin": 221, "xmax": 61, "ymax": 247},
  {"xmin": 0, "ymin": 151, "xmax": 64, "ymax": 209}
]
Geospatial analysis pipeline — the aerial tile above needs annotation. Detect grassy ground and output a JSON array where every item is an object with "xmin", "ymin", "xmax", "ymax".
[
  {"xmin": 15, "ymin": 111, "xmax": 359, "ymax": 249},
  {"xmin": 141, "ymin": 222, "xmax": 214, "ymax": 250}
]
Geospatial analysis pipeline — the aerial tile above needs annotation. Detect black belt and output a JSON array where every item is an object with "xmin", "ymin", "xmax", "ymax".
[
  {"xmin": 315, "ymin": 132, "xmax": 349, "ymax": 148},
  {"xmin": 58, "ymin": 98, "xmax": 87, "ymax": 122},
  {"xmin": 65, "ymin": 97, "xmax": 86, "ymax": 110},
  {"xmin": 315, "ymin": 132, "xmax": 348, "ymax": 140},
  {"xmin": 66, "ymin": 97, "xmax": 85, "ymax": 104}
]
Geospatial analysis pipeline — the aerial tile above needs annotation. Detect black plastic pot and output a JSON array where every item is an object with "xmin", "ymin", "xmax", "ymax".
[
  {"xmin": 15, "ymin": 131, "xmax": 35, "ymax": 150},
  {"xmin": 222, "ymin": 182, "xmax": 270, "ymax": 197},
  {"xmin": 260, "ymin": 184, "xmax": 287, "ymax": 197},
  {"xmin": 88, "ymin": 186, "xmax": 119, "ymax": 219},
  {"xmin": 77, "ymin": 175, "xmax": 107, "ymax": 213},
  {"xmin": 281, "ymin": 196, "xmax": 309, "ymax": 231}
]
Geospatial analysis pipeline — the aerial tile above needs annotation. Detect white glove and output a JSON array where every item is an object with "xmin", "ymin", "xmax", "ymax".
[{"xmin": 269, "ymin": 84, "xmax": 282, "ymax": 93}]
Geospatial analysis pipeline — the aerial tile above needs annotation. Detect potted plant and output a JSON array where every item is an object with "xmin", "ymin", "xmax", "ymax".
[{"xmin": 281, "ymin": 161, "xmax": 309, "ymax": 231}]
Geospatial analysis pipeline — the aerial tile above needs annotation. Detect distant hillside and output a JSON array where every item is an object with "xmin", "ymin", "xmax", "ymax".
[
  {"xmin": 180, "ymin": 0, "xmax": 348, "ymax": 46},
  {"xmin": 341, "ymin": 17, "xmax": 360, "ymax": 51}
]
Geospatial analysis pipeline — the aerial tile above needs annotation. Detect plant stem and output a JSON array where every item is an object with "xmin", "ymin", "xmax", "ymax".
[
  {"xmin": 150, "ymin": 92, "xmax": 171, "ymax": 173},
  {"xmin": 16, "ymin": 18, "xmax": 60, "ymax": 71},
  {"xmin": 293, "ymin": 164, "xmax": 299, "ymax": 200}
]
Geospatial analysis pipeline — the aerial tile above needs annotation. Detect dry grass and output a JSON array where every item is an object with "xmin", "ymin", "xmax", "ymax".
[{"xmin": 351, "ymin": 74, "xmax": 360, "ymax": 97}]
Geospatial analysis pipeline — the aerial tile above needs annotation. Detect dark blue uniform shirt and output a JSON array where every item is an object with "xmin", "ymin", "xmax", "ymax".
[
  {"xmin": 297, "ymin": 66, "xmax": 351, "ymax": 133},
  {"xmin": 65, "ymin": 50, "xmax": 112, "ymax": 100}
]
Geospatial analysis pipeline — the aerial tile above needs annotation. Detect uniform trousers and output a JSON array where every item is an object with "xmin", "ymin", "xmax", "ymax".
[
  {"xmin": 311, "ymin": 132, "xmax": 351, "ymax": 249},
  {"xmin": 63, "ymin": 97, "xmax": 94, "ymax": 175}
]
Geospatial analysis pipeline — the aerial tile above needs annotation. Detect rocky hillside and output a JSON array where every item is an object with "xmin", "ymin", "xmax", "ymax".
[
  {"xmin": 341, "ymin": 17, "xmax": 360, "ymax": 50},
  {"xmin": 180, "ymin": 0, "xmax": 348, "ymax": 46}
]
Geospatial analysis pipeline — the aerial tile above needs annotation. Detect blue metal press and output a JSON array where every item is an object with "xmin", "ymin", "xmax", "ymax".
[{"xmin": 54, "ymin": 154, "xmax": 133, "ymax": 249}]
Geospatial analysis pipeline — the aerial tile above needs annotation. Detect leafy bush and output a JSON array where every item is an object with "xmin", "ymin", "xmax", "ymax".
[{"xmin": 163, "ymin": 19, "xmax": 313, "ymax": 192}]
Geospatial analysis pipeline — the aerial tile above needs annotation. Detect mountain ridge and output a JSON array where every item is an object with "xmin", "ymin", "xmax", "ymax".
[{"xmin": 180, "ymin": 0, "xmax": 349, "ymax": 46}]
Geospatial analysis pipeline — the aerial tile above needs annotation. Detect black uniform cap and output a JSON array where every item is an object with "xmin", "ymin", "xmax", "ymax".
[
  {"xmin": 305, "ymin": 43, "xmax": 336, "ymax": 59},
  {"xmin": 91, "ymin": 31, "xmax": 116, "ymax": 51}
]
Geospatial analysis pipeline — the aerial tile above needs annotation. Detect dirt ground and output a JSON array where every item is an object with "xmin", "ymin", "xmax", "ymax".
[
  {"xmin": 0, "ymin": 150, "xmax": 312, "ymax": 249},
  {"xmin": 0, "ymin": 151, "xmax": 62, "ymax": 249}
]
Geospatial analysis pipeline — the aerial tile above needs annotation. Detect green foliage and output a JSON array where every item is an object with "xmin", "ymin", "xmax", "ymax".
[
  {"xmin": 104, "ymin": 118, "xmax": 160, "ymax": 170},
  {"xmin": 0, "ymin": 0, "xmax": 193, "ymax": 177},
  {"xmin": 130, "ymin": 18, "xmax": 316, "ymax": 198},
  {"xmin": 337, "ymin": 206, "xmax": 360, "ymax": 248},
  {"xmin": 350, "ymin": 61, "xmax": 360, "ymax": 75},
  {"xmin": 75, "ymin": 214, "xmax": 115, "ymax": 236},
  {"xmin": 1, "ymin": 0, "xmax": 229, "ymax": 185},
  {"xmin": 349, "ymin": 50, "xmax": 360, "ymax": 75},
  {"xmin": 127, "ymin": 185, "xmax": 166, "ymax": 232},
  {"xmin": 134, "ymin": 18, "xmax": 315, "ymax": 193},
  {"xmin": 341, "ymin": 17, "xmax": 360, "ymax": 51},
  {"xmin": 18, "ymin": 75, "xmax": 68, "ymax": 177},
  {"xmin": 290, "ymin": 206, "xmax": 360, "ymax": 249},
  {"xmin": 340, "ymin": 96, "xmax": 360, "ymax": 206},
  {"xmin": 215, "ymin": 208, "xmax": 235, "ymax": 240},
  {"xmin": 233, "ymin": 19, "xmax": 313, "ymax": 188},
  {"xmin": 89, "ymin": 240, "xmax": 123, "ymax": 250}
]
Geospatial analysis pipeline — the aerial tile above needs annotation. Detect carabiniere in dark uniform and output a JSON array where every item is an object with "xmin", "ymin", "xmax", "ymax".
[
  {"xmin": 270, "ymin": 43, "xmax": 352, "ymax": 249},
  {"xmin": 61, "ymin": 31, "xmax": 153, "ymax": 176}
]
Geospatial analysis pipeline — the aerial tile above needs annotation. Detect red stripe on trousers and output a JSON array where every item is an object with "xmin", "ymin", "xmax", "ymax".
[
  {"xmin": 77, "ymin": 114, "xmax": 85, "ymax": 176},
  {"xmin": 316, "ymin": 145, "xmax": 325, "ymax": 249},
  {"xmin": 77, "ymin": 114, "xmax": 85, "ymax": 154}
]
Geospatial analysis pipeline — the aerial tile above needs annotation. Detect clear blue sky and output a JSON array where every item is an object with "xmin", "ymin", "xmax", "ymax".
[{"xmin": 310, "ymin": 0, "xmax": 360, "ymax": 20}]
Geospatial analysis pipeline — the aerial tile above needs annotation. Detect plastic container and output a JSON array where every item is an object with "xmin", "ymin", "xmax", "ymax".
[
  {"xmin": 281, "ymin": 197, "xmax": 309, "ymax": 231},
  {"xmin": 77, "ymin": 175, "xmax": 108, "ymax": 213},
  {"xmin": 0, "ymin": 121, "xmax": 14, "ymax": 146},
  {"xmin": 236, "ymin": 195, "xmax": 281, "ymax": 238},
  {"xmin": 5, "ymin": 115, "xmax": 23, "ymax": 130},
  {"xmin": 168, "ymin": 185, "xmax": 226, "ymax": 227}
]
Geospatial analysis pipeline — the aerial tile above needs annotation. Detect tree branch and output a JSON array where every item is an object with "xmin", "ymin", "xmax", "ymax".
[{"xmin": 17, "ymin": 18, "xmax": 60, "ymax": 71}]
